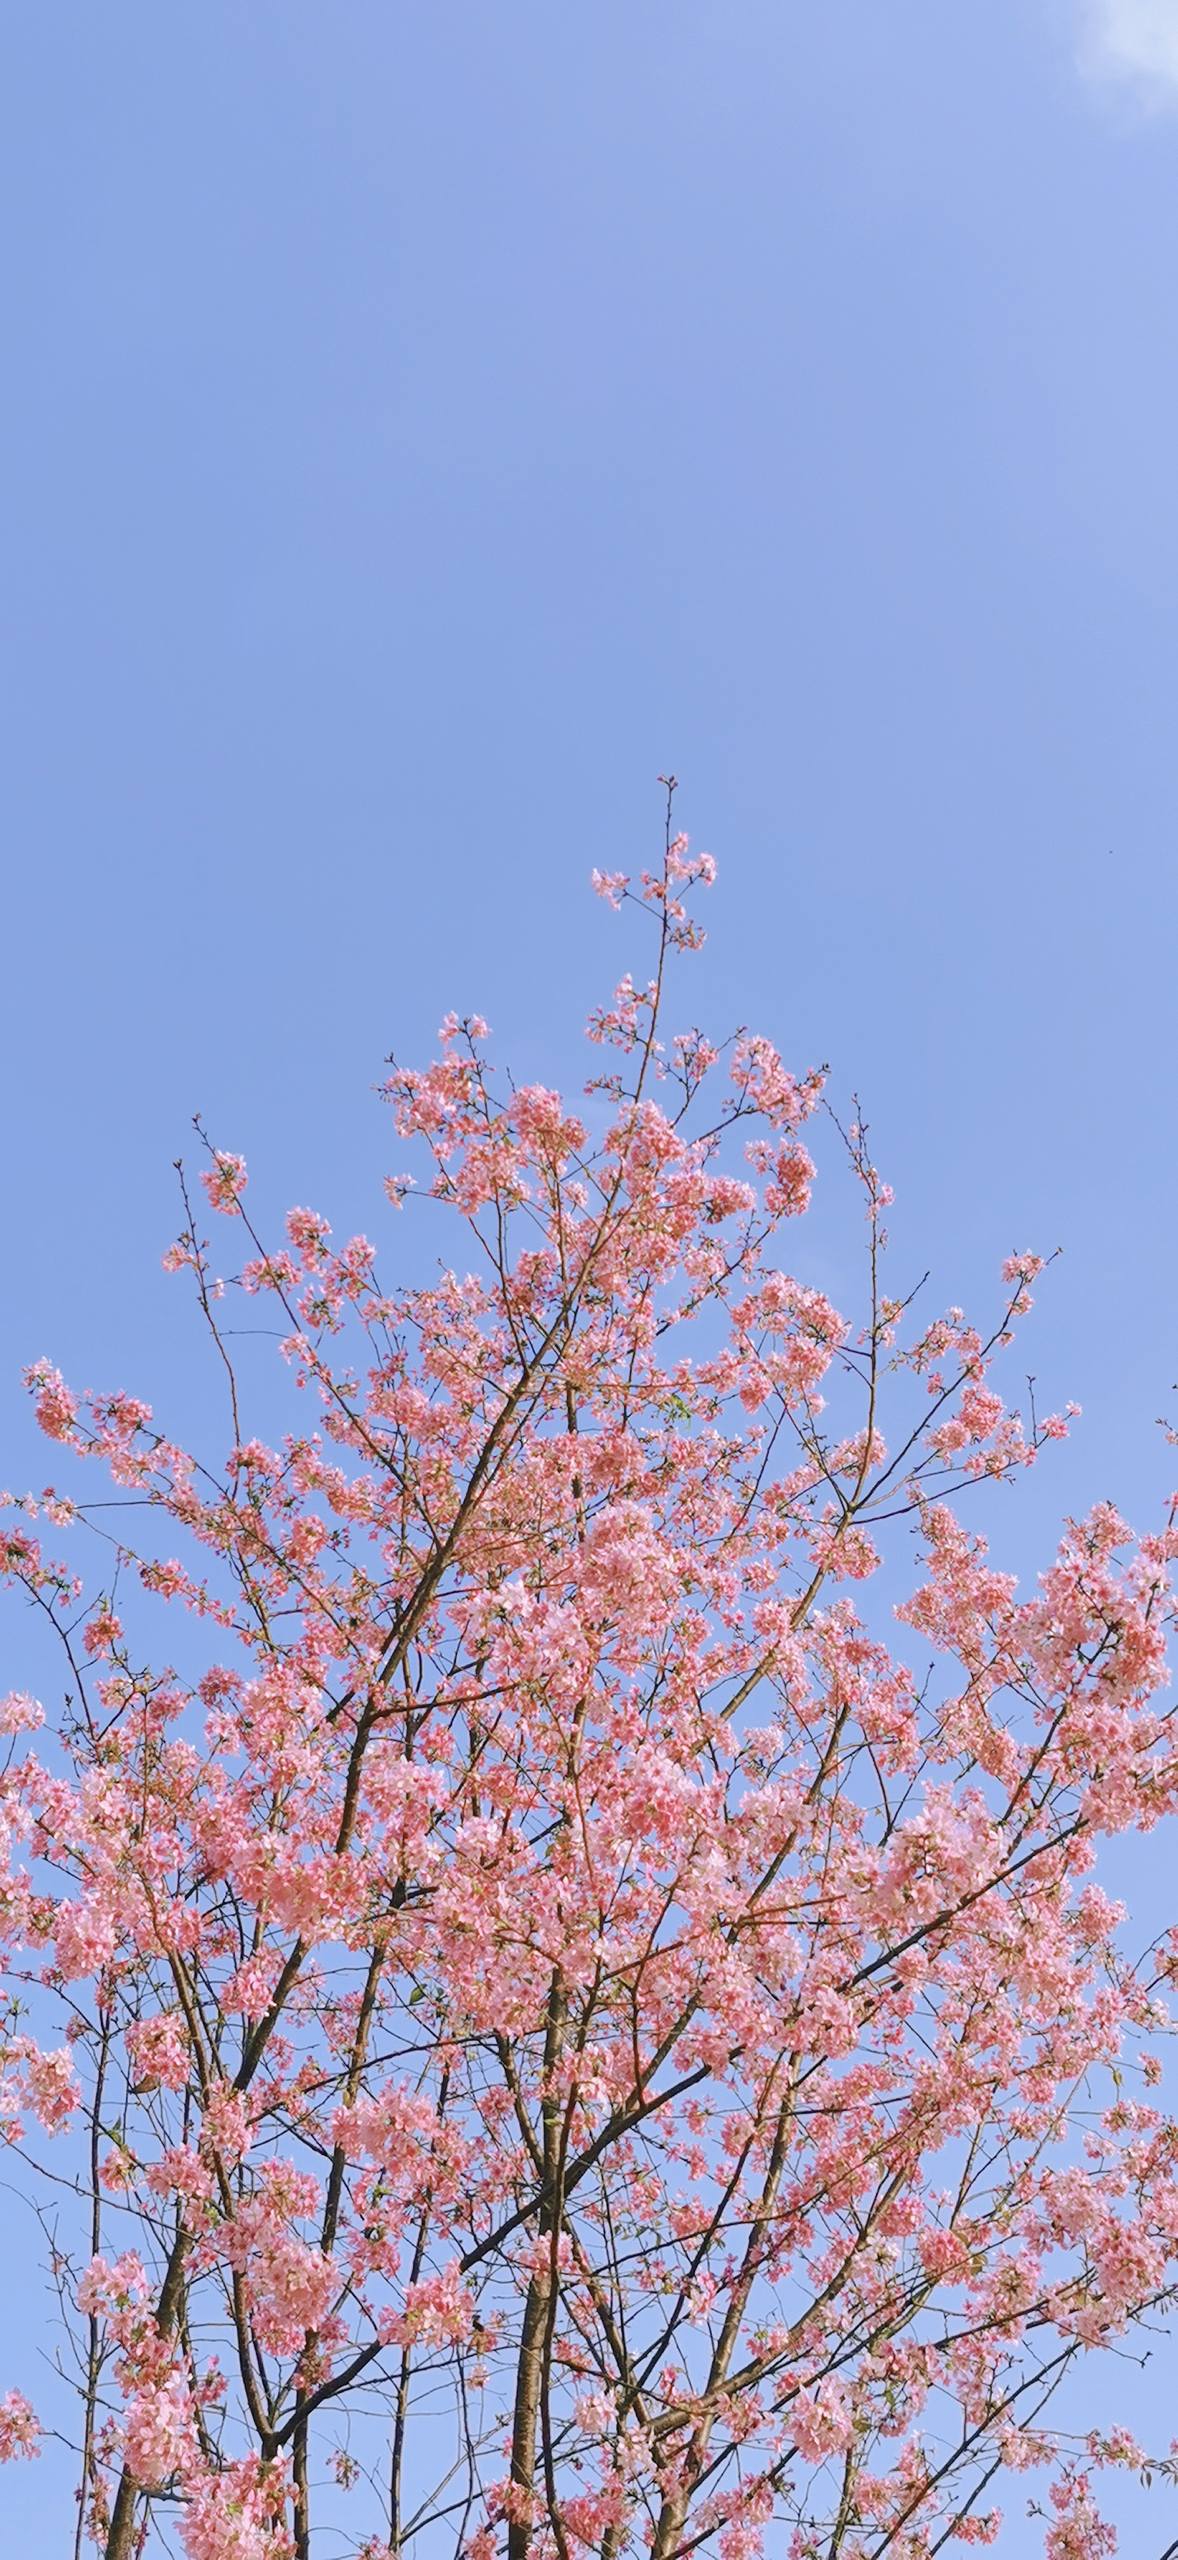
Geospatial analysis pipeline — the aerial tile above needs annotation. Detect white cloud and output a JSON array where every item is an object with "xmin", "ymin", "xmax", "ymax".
[{"xmin": 1081, "ymin": 0, "xmax": 1178, "ymax": 96}]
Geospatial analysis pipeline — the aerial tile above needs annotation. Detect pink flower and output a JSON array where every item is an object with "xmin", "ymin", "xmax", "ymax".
[
  {"xmin": 200, "ymin": 1150, "xmax": 248, "ymax": 1213},
  {"xmin": 127, "ymin": 2011, "xmax": 190, "ymax": 2093},
  {"xmin": 590, "ymin": 867, "xmax": 629, "ymax": 907},
  {"xmin": 180, "ymin": 2456, "xmax": 294, "ymax": 2560},
  {"xmin": 200, "ymin": 2085, "xmax": 255, "ymax": 2166},
  {"xmin": 789, "ymin": 2378, "xmax": 855, "ymax": 2462},
  {"xmin": 124, "ymin": 2372, "xmax": 195, "ymax": 2487},
  {"xmin": 8, "ymin": 2040, "xmax": 80, "ymax": 2132},
  {"xmin": 53, "ymin": 1896, "xmax": 118, "ymax": 1979},
  {"xmin": 0, "ymin": 1691, "xmax": 43, "ymax": 1735},
  {"xmin": 24, "ymin": 1362, "xmax": 78, "ymax": 1442},
  {"xmin": 0, "ymin": 2391, "xmax": 39, "ymax": 2461},
  {"xmin": 380, "ymin": 2263, "xmax": 475, "ymax": 2349}
]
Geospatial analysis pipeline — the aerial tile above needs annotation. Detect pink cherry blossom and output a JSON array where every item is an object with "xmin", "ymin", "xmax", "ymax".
[
  {"xmin": 0, "ymin": 2391, "xmax": 40, "ymax": 2461},
  {"xmin": 199, "ymin": 1150, "xmax": 248, "ymax": 1214},
  {"xmin": 0, "ymin": 808, "xmax": 1174, "ymax": 2560}
]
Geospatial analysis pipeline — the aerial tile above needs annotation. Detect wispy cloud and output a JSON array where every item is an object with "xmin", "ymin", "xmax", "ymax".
[{"xmin": 1080, "ymin": 0, "xmax": 1178, "ymax": 98}]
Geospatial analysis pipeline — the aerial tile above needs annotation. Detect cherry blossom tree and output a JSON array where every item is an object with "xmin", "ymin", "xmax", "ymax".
[{"xmin": 3, "ymin": 789, "xmax": 1178, "ymax": 2560}]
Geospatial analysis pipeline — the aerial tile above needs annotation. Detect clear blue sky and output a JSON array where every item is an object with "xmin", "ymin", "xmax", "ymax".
[{"xmin": 3, "ymin": 3, "xmax": 1178, "ymax": 2547}]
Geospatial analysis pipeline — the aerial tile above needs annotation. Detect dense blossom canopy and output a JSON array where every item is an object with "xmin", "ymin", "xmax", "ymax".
[{"xmin": 3, "ymin": 798, "xmax": 1178, "ymax": 2560}]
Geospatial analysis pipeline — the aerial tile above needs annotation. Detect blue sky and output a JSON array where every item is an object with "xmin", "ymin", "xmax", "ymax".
[
  {"xmin": 3, "ymin": 2, "xmax": 1178, "ymax": 2547},
  {"xmin": 4, "ymin": 0, "xmax": 1178, "ymax": 1532}
]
